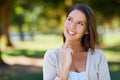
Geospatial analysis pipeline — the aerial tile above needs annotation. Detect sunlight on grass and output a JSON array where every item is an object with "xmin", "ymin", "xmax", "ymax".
[
  {"xmin": 2, "ymin": 34, "xmax": 120, "ymax": 62},
  {"xmin": 103, "ymin": 33, "xmax": 120, "ymax": 46},
  {"xmin": 104, "ymin": 50, "xmax": 120, "ymax": 62},
  {"xmin": 14, "ymin": 34, "xmax": 63, "ymax": 50}
]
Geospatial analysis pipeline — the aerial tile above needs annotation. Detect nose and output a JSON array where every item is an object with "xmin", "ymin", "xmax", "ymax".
[{"xmin": 69, "ymin": 22, "xmax": 76, "ymax": 29}]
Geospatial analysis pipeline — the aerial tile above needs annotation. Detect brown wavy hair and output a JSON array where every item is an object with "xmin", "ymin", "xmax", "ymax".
[{"xmin": 63, "ymin": 3, "xmax": 98, "ymax": 52}]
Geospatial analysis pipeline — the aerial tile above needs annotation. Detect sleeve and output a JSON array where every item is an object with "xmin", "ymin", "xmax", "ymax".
[
  {"xmin": 98, "ymin": 51, "xmax": 111, "ymax": 80},
  {"xmin": 43, "ymin": 50, "xmax": 60, "ymax": 80}
]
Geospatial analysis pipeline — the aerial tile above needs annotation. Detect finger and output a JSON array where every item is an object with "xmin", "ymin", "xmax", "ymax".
[{"xmin": 63, "ymin": 39, "xmax": 71, "ymax": 48}]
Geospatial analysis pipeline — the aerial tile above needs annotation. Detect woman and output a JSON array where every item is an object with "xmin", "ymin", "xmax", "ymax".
[{"xmin": 43, "ymin": 3, "xmax": 111, "ymax": 80}]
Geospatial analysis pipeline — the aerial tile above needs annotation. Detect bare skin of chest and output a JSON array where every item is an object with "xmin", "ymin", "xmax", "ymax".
[{"xmin": 70, "ymin": 52, "xmax": 87, "ymax": 72}]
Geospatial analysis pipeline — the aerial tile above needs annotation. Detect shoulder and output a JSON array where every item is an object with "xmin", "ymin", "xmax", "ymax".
[
  {"xmin": 90, "ymin": 49, "xmax": 107, "ymax": 63},
  {"xmin": 92, "ymin": 49, "xmax": 106, "ymax": 57},
  {"xmin": 43, "ymin": 46, "xmax": 62, "ymax": 68},
  {"xmin": 44, "ymin": 46, "xmax": 62, "ymax": 60}
]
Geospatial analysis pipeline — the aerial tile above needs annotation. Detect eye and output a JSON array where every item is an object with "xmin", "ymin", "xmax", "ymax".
[
  {"xmin": 78, "ymin": 21, "xmax": 85, "ymax": 26},
  {"xmin": 67, "ymin": 17, "xmax": 72, "ymax": 21}
]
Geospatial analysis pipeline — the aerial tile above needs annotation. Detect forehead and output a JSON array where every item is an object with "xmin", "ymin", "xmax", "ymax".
[{"xmin": 68, "ymin": 9, "xmax": 86, "ymax": 21}]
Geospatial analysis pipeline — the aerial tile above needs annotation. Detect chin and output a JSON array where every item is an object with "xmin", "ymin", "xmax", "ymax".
[{"xmin": 65, "ymin": 36, "xmax": 77, "ymax": 41}]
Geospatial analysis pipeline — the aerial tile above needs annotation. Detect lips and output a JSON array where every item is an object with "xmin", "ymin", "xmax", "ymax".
[{"xmin": 67, "ymin": 30, "xmax": 76, "ymax": 35}]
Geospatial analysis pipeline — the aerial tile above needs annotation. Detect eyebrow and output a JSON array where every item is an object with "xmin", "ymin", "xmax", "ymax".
[{"xmin": 67, "ymin": 16, "xmax": 87, "ymax": 25}]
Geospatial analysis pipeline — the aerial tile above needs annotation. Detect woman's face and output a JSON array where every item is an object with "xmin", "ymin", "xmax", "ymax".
[{"xmin": 64, "ymin": 9, "xmax": 87, "ymax": 41}]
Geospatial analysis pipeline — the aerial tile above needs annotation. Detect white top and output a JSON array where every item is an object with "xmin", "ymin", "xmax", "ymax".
[
  {"xmin": 43, "ymin": 47, "xmax": 111, "ymax": 80},
  {"xmin": 69, "ymin": 71, "xmax": 86, "ymax": 80}
]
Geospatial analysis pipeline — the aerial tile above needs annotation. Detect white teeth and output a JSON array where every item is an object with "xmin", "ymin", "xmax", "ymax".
[{"xmin": 68, "ymin": 30, "xmax": 76, "ymax": 35}]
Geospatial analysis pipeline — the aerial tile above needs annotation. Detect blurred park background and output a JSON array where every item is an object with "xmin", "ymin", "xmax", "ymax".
[{"xmin": 0, "ymin": 0, "xmax": 120, "ymax": 80}]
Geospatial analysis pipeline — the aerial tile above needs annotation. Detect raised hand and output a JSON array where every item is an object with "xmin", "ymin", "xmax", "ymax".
[
  {"xmin": 57, "ymin": 39, "xmax": 73, "ymax": 80},
  {"xmin": 62, "ymin": 39, "xmax": 73, "ymax": 67}
]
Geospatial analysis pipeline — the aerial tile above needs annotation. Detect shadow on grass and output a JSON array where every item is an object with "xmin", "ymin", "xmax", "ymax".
[
  {"xmin": 109, "ymin": 62, "xmax": 120, "ymax": 80},
  {"xmin": 103, "ymin": 46, "xmax": 120, "ymax": 54},
  {"xmin": 4, "ymin": 49, "xmax": 46, "ymax": 58},
  {"xmin": 1, "ymin": 49, "xmax": 44, "ymax": 80},
  {"xmin": 0, "ymin": 62, "xmax": 120, "ymax": 80},
  {"xmin": 110, "ymin": 71, "xmax": 120, "ymax": 80},
  {"xmin": 0, "ymin": 65, "xmax": 43, "ymax": 80}
]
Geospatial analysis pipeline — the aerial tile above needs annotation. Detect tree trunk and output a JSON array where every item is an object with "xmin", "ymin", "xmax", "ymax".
[
  {"xmin": 0, "ymin": 2, "xmax": 13, "ymax": 66},
  {"xmin": 1, "ymin": 2, "xmax": 13, "ymax": 47}
]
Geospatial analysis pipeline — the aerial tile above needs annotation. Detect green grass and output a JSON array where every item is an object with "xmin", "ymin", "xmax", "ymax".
[
  {"xmin": 103, "ymin": 47, "xmax": 120, "ymax": 62},
  {"xmin": 2, "ymin": 50, "xmax": 120, "ymax": 80},
  {"xmin": 0, "ymin": 70, "xmax": 43, "ymax": 80},
  {"xmin": 103, "ymin": 33, "xmax": 120, "ymax": 46},
  {"xmin": 13, "ymin": 34, "xmax": 63, "ymax": 50},
  {"xmin": 1, "ymin": 48, "xmax": 120, "ymax": 80},
  {"xmin": 3, "ymin": 49, "xmax": 46, "ymax": 58}
]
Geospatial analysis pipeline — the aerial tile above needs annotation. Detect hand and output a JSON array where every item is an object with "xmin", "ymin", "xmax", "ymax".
[{"xmin": 61, "ymin": 39, "xmax": 73, "ymax": 68}]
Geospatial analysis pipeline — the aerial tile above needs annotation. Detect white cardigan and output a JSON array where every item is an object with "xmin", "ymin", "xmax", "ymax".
[{"xmin": 43, "ymin": 46, "xmax": 111, "ymax": 80}]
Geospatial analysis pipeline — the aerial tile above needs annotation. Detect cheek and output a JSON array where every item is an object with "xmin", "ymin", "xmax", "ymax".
[
  {"xmin": 64, "ymin": 22, "xmax": 68, "ymax": 31},
  {"xmin": 77, "ymin": 27, "xmax": 87, "ymax": 34},
  {"xmin": 64, "ymin": 21, "xmax": 67, "ymax": 27},
  {"xmin": 63, "ymin": 23, "xmax": 68, "ymax": 37}
]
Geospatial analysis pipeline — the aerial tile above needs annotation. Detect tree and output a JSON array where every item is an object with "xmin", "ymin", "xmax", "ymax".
[{"xmin": 0, "ymin": 1, "xmax": 13, "ymax": 66}]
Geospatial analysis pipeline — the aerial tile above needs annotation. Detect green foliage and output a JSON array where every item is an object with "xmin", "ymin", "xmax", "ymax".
[
  {"xmin": 2, "ymin": 0, "xmax": 119, "ymax": 34},
  {"xmin": 74, "ymin": 0, "xmax": 120, "ymax": 19}
]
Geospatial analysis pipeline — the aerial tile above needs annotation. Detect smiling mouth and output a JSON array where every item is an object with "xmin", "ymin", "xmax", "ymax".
[{"xmin": 67, "ymin": 30, "xmax": 77, "ymax": 36}]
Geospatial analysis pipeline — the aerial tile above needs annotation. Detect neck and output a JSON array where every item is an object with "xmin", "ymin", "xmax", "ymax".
[{"xmin": 70, "ymin": 40, "xmax": 85, "ymax": 54}]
